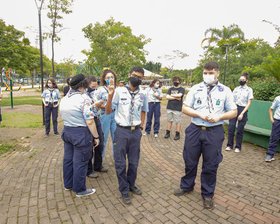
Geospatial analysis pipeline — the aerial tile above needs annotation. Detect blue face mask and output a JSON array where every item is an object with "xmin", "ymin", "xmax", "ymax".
[
  {"xmin": 106, "ymin": 78, "xmax": 114, "ymax": 85},
  {"xmin": 154, "ymin": 84, "xmax": 159, "ymax": 89}
]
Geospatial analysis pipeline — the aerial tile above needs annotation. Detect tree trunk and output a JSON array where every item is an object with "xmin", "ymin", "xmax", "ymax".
[{"xmin": 31, "ymin": 69, "xmax": 35, "ymax": 88}]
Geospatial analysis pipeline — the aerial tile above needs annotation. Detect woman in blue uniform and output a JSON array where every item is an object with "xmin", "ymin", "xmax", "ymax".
[
  {"xmin": 95, "ymin": 68, "xmax": 117, "ymax": 160},
  {"xmin": 41, "ymin": 78, "xmax": 61, "ymax": 136},
  {"xmin": 226, "ymin": 72, "xmax": 253, "ymax": 153},
  {"xmin": 60, "ymin": 74, "xmax": 100, "ymax": 197},
  {"xmin": 144, "ymin": 79, "xmax": 162, "ymax": 138}
]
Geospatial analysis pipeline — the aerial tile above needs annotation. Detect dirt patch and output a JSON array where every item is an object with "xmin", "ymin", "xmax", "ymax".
[
  {"xmin": 1, "ymin": 105, "xmax": 43, "ymax": 114},
  {"xmin": 2, "ymin": 89, "xmax": 41, "ymax": 98}
]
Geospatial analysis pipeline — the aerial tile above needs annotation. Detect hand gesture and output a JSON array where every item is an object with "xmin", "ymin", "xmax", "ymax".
[
  {"xmin": 108, "ymin": 79, "xmax": 115, "ymax": 96},
  {"xmin": 94, "ymin": 100, "xmax": 104, "ymax": 108},
  {"xmin": 206, "ymin": 114, "xmax": 220, "ymax": 123}
]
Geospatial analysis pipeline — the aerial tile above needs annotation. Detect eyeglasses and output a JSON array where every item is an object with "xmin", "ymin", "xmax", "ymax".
[{"xmin": 131, "ymin": 73, "xmax": 144, "ymax": 80}]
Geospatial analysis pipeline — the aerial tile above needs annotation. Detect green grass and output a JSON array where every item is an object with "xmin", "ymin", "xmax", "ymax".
[
  {"xmin": 0, "ymin": 143, "xmax": 14, "ymax": 155},
  {"xmin": 0, "ymin": 112, "xmax": 43, "ymax": 128},
  {"xmin": 1, "ymin": 96, "xmax": 42, "ymax": 106}
]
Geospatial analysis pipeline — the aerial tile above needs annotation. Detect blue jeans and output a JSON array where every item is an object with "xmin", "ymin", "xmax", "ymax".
[
  {"xmin": 145, "ymin": 102, "xmax": 161, "ymax": 134},
  {"xmin": 100, "ymin": 110, "xmax": 116, "ymax": 158}
]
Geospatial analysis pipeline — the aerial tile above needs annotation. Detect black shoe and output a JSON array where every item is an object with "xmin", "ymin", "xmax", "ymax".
[
  {"xmin": 174, "ymin": 188, "xmax": 192, "ymax": 196},
  {"xmin": 87, "ymin": 172, "xmax": 99, "ymax": 178},
  {"xmin": 122, "ymin": 193, "xmax": 131, "ymax": 204},
  {"xmin": 203, "ymin": 198, "xmax": 214, "ymax": 209},
  {"xmin": 95, "ymin": 167, "xmax": 108, "ymax": 172},
  {"xmin": 54, "ymin": 132, "xmax": 60, "ymax": 136},
  {"xmin": 130, "ymin": 186, "xmax": 142, "ymax": 195},
  {"xmin": 174, "ymin": 132, "xmax": 180, "ymax": 140},
  {"xmin": 164, "ymin": 130, "xmax": 170, "ymax": 138},
  {"xmin": 44, "ymin": 133, "xmax": 49, "ymax": 137}
]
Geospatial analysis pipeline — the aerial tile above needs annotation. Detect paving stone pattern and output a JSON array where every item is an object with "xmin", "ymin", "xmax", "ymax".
[{"xmin": 0, "ymin": 105, "xmax": 280, "ymax": 224}]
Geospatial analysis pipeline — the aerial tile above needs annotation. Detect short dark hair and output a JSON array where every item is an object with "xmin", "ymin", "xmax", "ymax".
[
  {"xmin": 86, "ymin": 75, "xmax": 97, "ymax": 83},
  {"xmin": 204, "ymin": 61, "xmax": 219, "ymax": 71},
  {"xmin": 173, "ymin": 76, "xmax": 181, "ymax": 82},
  {"xmin": 71, "ymin": 79, "xmax": 88, "ymax": 90},
  {"xmin": 66, "ymin": 77, "xmax": 72, "ymax": 85},
  {"xmin": 130, "ymin": 66, "xmax": 144, "ymax": 75}
]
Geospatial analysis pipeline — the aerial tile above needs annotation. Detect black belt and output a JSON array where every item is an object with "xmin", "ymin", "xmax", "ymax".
[
  {"xmin": 149, "ymin": 102, "xmax": 160, "ymax": 104},
  {"xmin": 117, "ymin": 124, "xmax": 140, "ymax": 130},
  {"xmin": 194, "ymin": 124, "xmax": 222, "ymax": 130}
]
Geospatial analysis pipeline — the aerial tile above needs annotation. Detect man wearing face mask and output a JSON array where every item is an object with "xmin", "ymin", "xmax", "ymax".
[
  {"xmin": 165, "ymin": 76, "xmax": 185, "ymax": 140},
  {"xmin": 105, "ymin": 66, "xmax": 148, "ymax": 205},
  {"xmin": 174, "ymin": 61, "xmax": 237, "ymax": 209}
]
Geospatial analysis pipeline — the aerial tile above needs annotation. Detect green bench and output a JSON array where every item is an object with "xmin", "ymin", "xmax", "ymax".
[{"xmin": 236, "ymin": 100, "xmax": 280, "ymax": 152}]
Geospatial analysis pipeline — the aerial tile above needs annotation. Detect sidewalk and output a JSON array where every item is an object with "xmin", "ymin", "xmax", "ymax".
[{"xmin": 0, "ymin": 105, "xmax": 279, "ymax": 224}]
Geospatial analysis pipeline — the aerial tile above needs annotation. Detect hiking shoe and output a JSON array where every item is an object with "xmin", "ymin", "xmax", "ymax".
[
  {"xmin": 130, "ymin": 186, "xmax": 142, "ymax": 195},
  {"xmin": 143, "ymin": 132, "xmax": 150, "ymax": 136},
  {"xmin": 87, "ymin": 172, "xmax": 99, "ymax": 178},
  {"xmin": 64, "ymin": 187, "xmax": 72, "ymax": 191},
  {"xmin": 155, "ymin": 134, "xmax": 158, "ymax": 138},
  {"xmin": 225, "ymin": 146, "xmax": 232, "ymax": 151},
  {"xmin": 265, "ymin": 154, "xmax": 275, "ymax": 162},
  {"xmin": 95, "ymin": 167, "xmax": 108, "ymax": 172},
  {"xmin": 174, "ymin": 188, "xmax": 192, "ymax": 196},
  {"xmin": 234, "ymin": 148, "xmax": 240, "ymax": 153},
  {"xmin": 164, "ymin": 130, "xmax": 170, "ymax": 138},
  {"xmin": 122, "ymin": 193, "xmax": 131, "ymax": 204},
  {"xmin": 44, "ymin": 133, "xmax": 49, "ymax": 137},
  {"xmin": 76, "ymin": 189, "xmax": 96, "ymax": 197},
  {"xmin": 54, "ymin": 132, "xmax": 60, "ymax": 136},
  {"xmin": 174, "ymin": 132, "xmax": 180, "ymax": 140},
  {"xmin": 203, "ymin": 198, "xmax": 214, "ymax": 209}
]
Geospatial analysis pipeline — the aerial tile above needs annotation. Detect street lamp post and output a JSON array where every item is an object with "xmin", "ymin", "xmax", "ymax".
[
  {"xmin": 223, "ymin": 43, "xmax": 230, "ymax": 84},
  {"xmin": 34, "ymin": 0, "xmax": 45, "ymax": 125}
]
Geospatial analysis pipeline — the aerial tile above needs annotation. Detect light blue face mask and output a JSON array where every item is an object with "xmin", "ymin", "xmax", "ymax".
[
  {"xmin": 106, "ymin": 78, "xmax": 114, "ymax": 85},
  {"xmin": 155, "ymin": 84, "xmax": 159, "ymax": 89}
]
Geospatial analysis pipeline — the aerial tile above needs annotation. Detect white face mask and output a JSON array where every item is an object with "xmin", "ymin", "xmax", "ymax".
[
  {"xmin": 203, "ymin": 74, "xmax": 215, "ymax": 85},
  {"xmin": 48, "ymin": 83, "xmax": 53, "ymax": 88}
]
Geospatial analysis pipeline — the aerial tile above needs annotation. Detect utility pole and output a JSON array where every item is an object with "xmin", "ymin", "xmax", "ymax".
[
  {"xmin": 34, "ymin": 0, "xmax": 45, "ymax": 125},
  {"xmin": 223, "ymin": 44, "xmax": 230, "ymax": 84}
]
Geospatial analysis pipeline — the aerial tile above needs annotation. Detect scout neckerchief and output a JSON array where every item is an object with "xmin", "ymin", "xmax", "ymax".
[
  {"xmin": 205, "ymin": 81, "xmax": 218, "ymax": 114},
  {"xmin": 125, "ymin": 85, "xmax": 140, "ymax": 126},
  {"xmin": 48, "ymin": 88, "xmax": 54, "ymax": 103},
  {"xmin": 68, "ymin": 89, "xmax": 82, "ymax": 97}
]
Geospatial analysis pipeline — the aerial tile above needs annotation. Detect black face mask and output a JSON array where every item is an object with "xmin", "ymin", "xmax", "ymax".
[
  {"xmin": 129, "ymin": 77, "xmax": 142, "ymax": 87},
  {"xmin": 239, "ymin": 81, "xmax": 246, "ymax": 86},
  {"xmin": 173, "ymin": 82, "xmax": 179, "ymax": 87},
  {"xmin": 87, "ymin": 87, "xmax": 95, "ymax": 93}
]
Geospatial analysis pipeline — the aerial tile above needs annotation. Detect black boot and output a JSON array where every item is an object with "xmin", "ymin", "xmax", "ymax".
[
  {"xmin": 164, "ymin": 130, "xmax": 170, "ymax": 138},
  {"xmin": 174, "ymin": 131, "xmax": 180, "ymax": 140}
]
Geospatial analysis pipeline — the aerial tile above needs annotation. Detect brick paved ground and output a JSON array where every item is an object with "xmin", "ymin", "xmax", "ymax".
[{"xmin": 0, "ymin": 105, "xmax": 279, "ymax": 224}]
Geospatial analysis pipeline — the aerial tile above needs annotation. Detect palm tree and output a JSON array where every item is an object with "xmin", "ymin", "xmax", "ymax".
[{"xmin": 201, "ymin": 24, "xmax": 245, "ymax": 48}]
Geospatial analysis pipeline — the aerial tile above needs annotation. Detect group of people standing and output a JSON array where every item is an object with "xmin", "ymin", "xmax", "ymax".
[{"xmin": 40, "ymin": 61, "xmax": 279, "ymax": 209}]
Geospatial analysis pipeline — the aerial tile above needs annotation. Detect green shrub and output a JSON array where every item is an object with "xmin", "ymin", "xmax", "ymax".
[{"xmin": 248, "ymin": 76, "xmax": 280, "ymax": 101}]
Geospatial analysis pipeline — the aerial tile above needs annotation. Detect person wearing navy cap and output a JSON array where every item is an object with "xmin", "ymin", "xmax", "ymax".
[
  {"xmin": 105, "ymin": 66, "xmax": 148, "ymax": 204},
  {"xmin": 174, "ymin": 62, "xmax": 237, "ymax": 209},
  {"xmin": 60, "ymin": 73, "xmax": 100, "ymax": 197}
]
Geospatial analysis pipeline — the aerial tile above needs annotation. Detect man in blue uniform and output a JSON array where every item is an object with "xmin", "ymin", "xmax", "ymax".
[
  {"xmin": 174, "ymin": 62, "xmax": 237, "ymax": 209},
  {"xmin": 105, "ymin": 66, "xmax": 148, "ymax": 204}
]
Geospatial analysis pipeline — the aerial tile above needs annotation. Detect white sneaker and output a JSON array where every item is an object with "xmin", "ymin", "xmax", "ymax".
[
  {"xmin": 155, "ymin": 134, "xmax": 158, "ymax": 138},
  {"xmin": 225, "ymin": 147, "xmax": 232, "ymax": 151},
  {"xmin": 143, "ymin": 132, "xmax": 149, "ymax": 136},
  {"xmin": 234, "ymin": 148, "xmax": 240, "ymax": 153}
]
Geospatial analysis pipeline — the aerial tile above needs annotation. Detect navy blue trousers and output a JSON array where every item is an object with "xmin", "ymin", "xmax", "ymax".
[
  {"xmin": 44, "ymin": 103, "xmax": 58, "ymax": 134},
  {"xmin": 227, "ymin": 105, "xmax": 247, "ymax": 150},
  {"xmin": 145, "ymin": 102, "xmax": 161, "ymax": 134},
  {"xmin": 62, "ymin": 126, "xmax": 93, "ymax": 193},
  {"xmin": 180, "ymin": 123, "xmax": 224, "ymax": 199},
  {"xmin": 113, "ymin": 126, "xmax": 142, "ymax": 195},
  {"xmin": 267, "ymin": 119, "xmax": 280, "ymax": 156},
  {"xmin": 87, "ymin": 117, "xmax": 104, "ymax": 174}
]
